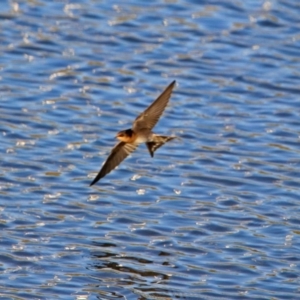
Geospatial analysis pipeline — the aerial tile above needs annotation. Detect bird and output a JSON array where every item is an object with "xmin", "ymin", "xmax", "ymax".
[{"xmin": 90, "ymin": 80, "xmax": 176, "ymax": 186}]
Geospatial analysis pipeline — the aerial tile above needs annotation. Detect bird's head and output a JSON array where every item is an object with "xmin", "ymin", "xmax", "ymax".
[{"xmin": 116, "ymin": 129, "xmax": 133, "ymax": 142}]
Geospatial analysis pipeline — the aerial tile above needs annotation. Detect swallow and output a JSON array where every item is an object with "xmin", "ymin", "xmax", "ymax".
[{"xmin": 90, "ymin": 80, "xmax": 176, "ymax": 186}]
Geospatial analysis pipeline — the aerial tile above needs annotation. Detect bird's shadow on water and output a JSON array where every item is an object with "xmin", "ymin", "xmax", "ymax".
[{"xmin": 87, "ymin": 241, "xmax": 201, "ymax": 299}]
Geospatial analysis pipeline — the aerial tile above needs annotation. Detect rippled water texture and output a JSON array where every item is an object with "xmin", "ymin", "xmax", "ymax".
[{"xmin": 1, "ymin": 0, "xmax": 300, "ymax": 299}]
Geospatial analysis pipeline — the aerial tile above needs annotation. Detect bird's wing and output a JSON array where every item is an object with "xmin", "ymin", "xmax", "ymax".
[
  {"xmin": 133, "ymin": 80, "xmax": 176, "ymax": 131},
  {"xmin": 90, "ymin": 142, "xmax": 138, "ymax": 186}
]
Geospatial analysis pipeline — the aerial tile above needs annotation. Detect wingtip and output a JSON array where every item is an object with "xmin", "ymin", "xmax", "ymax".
[{"xmin": 89, "ymin": 178, "xmax": 98, "ymax": 186}]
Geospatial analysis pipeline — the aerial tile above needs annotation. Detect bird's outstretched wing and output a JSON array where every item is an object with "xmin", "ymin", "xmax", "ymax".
[
  {"xmin": 133, "ymin": 80, "xmax": 176, "ymax": 131},
  {"xmin": 90, "ymin": 142, "xmax": 138, "ymax": 186}
]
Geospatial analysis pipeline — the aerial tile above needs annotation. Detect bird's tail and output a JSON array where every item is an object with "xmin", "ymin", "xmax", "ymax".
[{"xmin": 146, "ymin": 135, "xmax": 175, "ymax": 157}]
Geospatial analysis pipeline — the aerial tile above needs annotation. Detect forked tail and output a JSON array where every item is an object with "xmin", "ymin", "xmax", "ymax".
[{"xmin": 146, "ymin": 135, "xmax": 175, "ymax": 157}]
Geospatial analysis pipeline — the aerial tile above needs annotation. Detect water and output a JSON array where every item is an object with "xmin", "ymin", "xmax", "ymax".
[{"xmin": 1, "ymin": 0, "xmax": 300, "ymax": 299}]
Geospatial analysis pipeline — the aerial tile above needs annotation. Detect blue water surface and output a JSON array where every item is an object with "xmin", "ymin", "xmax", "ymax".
[{"xmin": 1, "ymin": 0, "xmax": 300, "ymax": 299}]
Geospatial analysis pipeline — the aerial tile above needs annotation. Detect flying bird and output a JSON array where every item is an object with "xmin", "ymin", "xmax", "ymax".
[{"xmin": 90, "ymin": 80, "xmax": 176, "ymax": 186}]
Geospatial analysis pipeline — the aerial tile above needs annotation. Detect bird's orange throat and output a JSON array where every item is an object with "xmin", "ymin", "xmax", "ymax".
[
  {"xmin": 117, "ymin": 135, "xmax": 136, "ymax": 143},
  {"xmin": 116, "ymin": 129, "xmax": 137, "ymax": 143}
]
